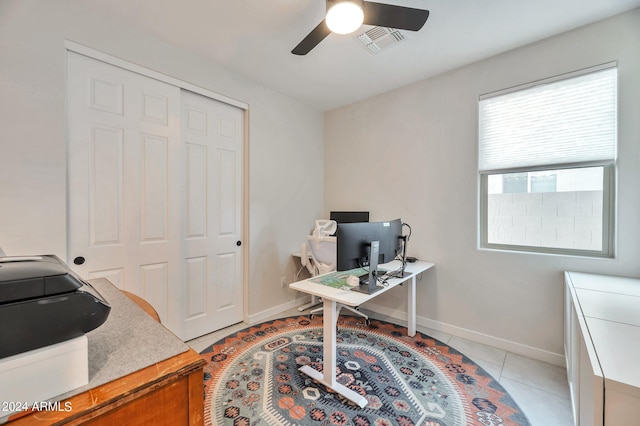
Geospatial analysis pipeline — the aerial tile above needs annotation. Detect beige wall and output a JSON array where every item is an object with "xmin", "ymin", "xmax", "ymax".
[
  {"xmin": 0, "ymin": 0, "xmax": 324, "ymax": 317},
  {"xmin": 325, "ymin": 9, "xmax": 640, "ymax": 364}
]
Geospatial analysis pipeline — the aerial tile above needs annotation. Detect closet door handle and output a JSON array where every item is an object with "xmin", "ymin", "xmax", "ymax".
[{"xmin": 236, "ymin": 241, "xmax": 242, "ymax": 247}]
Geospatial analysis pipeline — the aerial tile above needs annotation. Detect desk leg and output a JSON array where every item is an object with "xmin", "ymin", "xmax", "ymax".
[
  {"xmin": 298, "ymin": 299, "xmax": 368, "ymax": 408},
  {"xmin": 322, "ymin": 299, "xmax": 337, "ymax": 386},
  {"xmin": 408, "ymin": 275, "xmax": 416, "ymax": 337}
]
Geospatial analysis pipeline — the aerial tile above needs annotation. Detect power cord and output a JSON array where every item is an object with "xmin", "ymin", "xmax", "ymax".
[
  {"xmin": 294, "ymin": 264, "xmax": 307, "ymax": 281},
  {"xmin": 403, "ymin": 222, "xmax": 412, "ymax": 240}
]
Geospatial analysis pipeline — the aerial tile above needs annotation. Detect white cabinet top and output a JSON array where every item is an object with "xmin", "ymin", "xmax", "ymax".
[
  {"xmin": 566, "ymin": 271, "xmax": 640, "ymax": 397},
  {"xmin": 576, "ymin": 288, "xmax": 640, "ymax": 327},
  {"xmin": 568, "ymin": 271, "xmax": 640, "ymax": 297},
  {"xmin": 584, "ymin": 317, "xmax": 640, "ymax": 396}
]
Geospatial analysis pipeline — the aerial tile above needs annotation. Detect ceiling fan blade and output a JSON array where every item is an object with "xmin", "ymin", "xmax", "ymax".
[
  {"xmin": 362, "ymin": 2, "xmax": 429, "ymax": 31},
  {"xmin": 292, "ymin": 20, "xmax": 332, "ymax": 55}
]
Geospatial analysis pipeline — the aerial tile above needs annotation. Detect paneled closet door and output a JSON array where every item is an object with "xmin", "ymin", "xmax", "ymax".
[
  {"xmin": 181, "ymin": 90, "xmax": 244, "ymax": 340},
  {"xmin": 67, "ymin": 51, "xmax": 182, "ymax": 333}
]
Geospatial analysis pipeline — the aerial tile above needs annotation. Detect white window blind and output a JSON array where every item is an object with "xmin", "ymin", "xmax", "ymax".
[{"xmin": 479, "ymin": 66, "xmax": 617, "ymax": 171}]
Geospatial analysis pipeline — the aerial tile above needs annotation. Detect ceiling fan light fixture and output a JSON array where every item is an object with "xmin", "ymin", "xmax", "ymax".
[{"xmin": 326, "ymin": 0, "xmax": 364, "ymax": 35}]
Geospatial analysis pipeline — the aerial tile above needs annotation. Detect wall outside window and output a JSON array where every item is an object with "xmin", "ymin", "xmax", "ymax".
[
  {"xmin": 486, "ymin": 167, "xmax": 607, "ymax": 252},
  {"xmin": 487, "ymin": 190, "xmax": 603, "ymax": 250}
]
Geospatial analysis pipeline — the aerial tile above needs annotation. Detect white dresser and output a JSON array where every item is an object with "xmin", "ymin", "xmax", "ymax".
[{"xmin": 564, "ymin": 272, "xmax": 640, "ymax": 426}]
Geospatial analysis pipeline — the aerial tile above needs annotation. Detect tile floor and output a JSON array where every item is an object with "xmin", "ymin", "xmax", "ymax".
[{"xmin": 187, "ymin": 307, "xmax": 574, "ymax": 426}]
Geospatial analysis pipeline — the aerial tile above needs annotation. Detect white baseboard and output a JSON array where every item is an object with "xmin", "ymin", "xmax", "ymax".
[
  {"xmin": 419, "ymin": 317, "xmax": 566, "ymax": 367},
  {"xmin": 360, "ymin": 300, "xmax": 566, "ymax": 368},
  {"xmin": 248, "ymin": 295, "xmax": 311, "ymax": 325}
]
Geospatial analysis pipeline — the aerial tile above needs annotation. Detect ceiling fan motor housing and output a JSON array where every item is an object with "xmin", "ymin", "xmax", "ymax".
[{"xmin": 326, "ymin": 0, "xmax": 365, "ymax": 35}]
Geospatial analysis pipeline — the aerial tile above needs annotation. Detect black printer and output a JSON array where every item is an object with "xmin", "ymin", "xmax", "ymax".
[{"xmin": 0, "ymin": 255, "xmax": 111, "ymax": 359}]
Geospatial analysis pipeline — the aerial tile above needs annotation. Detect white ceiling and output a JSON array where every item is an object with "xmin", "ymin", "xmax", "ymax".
[{"xmin": 93, "ymin": 0, "xmax": 640, "ymax": 111}]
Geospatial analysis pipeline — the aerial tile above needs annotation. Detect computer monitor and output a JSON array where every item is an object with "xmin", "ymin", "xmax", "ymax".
[
  {"xmin": 329, "ymin": 211, "xmax": 369, "ymax": 224},
  {"xmin": 336, "ymin": 218, "xmax": 403, "ymax": 294}
]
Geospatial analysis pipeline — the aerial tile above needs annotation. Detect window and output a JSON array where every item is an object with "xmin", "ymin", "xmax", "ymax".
[{"xmin": 479, "ymin": 64, "xmax": 617, "ymax": 256}]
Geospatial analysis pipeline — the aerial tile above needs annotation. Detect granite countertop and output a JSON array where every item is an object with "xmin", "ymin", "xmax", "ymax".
[
  {"xmin": 83, "ymin": 278, "xmax": 189, "ymax": 387},
  {"xmin": 57, "ymin": 278, "xmax": 189, "ymax": 400}
]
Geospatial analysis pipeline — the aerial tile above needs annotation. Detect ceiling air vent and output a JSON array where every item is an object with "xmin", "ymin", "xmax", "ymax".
[{"xmin": 356, "ymin": 26, "xmax": 406, "ymax": 54}]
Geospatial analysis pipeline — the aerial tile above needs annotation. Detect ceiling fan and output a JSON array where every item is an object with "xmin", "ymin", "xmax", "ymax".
[{"xmin": 292, "ymin": 0, "xmax": 430, "ymax": 55}]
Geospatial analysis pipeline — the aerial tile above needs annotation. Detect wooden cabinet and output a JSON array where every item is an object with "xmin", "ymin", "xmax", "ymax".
[
  {"xmin": 564, "ymin": 272, "xmax": 640, "ymax": 426},
  {"xmin": 7, "ymin": 350, "xmax": 205, "ymax": 425}
]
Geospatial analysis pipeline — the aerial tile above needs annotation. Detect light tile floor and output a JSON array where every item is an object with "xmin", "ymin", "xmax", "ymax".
[{"xmin": 187, "ymin": 308, "xmax": 574, "ymax": 426}]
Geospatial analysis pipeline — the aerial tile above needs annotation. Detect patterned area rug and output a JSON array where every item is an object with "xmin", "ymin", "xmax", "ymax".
[{"xmin": 200, "ymin": 316, "xmax": 530, "ymax": 426}]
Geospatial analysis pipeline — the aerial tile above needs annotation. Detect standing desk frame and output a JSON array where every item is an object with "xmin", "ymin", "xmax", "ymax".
[{"xmin": 289, "ymin": 260, "xmax": 434, "ymax": 408}]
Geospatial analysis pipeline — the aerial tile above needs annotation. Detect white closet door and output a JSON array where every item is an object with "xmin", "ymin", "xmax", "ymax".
[
  {"xmin": 67, "ymin": 52, "xmax": 181, "ymax": 330},
  {"xmin": 181, "ymin": 90, "xmax": 244, "ymax": 340}
]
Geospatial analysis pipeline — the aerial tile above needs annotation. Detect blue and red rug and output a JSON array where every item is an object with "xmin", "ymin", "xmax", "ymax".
[{"xmin": 200, "ymin": 316, "xmax": 530, "ymax": 425}]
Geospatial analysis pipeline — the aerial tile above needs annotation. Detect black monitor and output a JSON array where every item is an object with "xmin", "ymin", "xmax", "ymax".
[
  {"xmin": 336, "ymin": 218, "xmax": 403, "ymax": 294},
  {"xmin": 330, "ymin": 211, "xmax": 369, "ymax": 224}
]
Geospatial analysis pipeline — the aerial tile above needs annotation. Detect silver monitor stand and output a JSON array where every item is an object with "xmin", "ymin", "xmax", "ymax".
[{"xmin": 352, "ymin": 241, "xmax": 383, "ymax": 295}]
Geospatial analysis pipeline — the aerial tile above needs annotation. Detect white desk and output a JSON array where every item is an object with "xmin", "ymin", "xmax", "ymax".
[{"xmin": 289, "ymin": 260, "xmax": 434, "ymax": 408}]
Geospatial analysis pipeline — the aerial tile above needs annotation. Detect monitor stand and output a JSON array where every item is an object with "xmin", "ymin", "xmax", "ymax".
[{"xmin": 351, "ymin": 241, "xmax": 384, "ymax": 295}]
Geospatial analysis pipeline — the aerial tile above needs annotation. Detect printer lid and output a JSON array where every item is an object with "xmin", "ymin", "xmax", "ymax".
[{"xmin": 0, "ymin": 255, "xmax": 85, "ymax": 304}]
